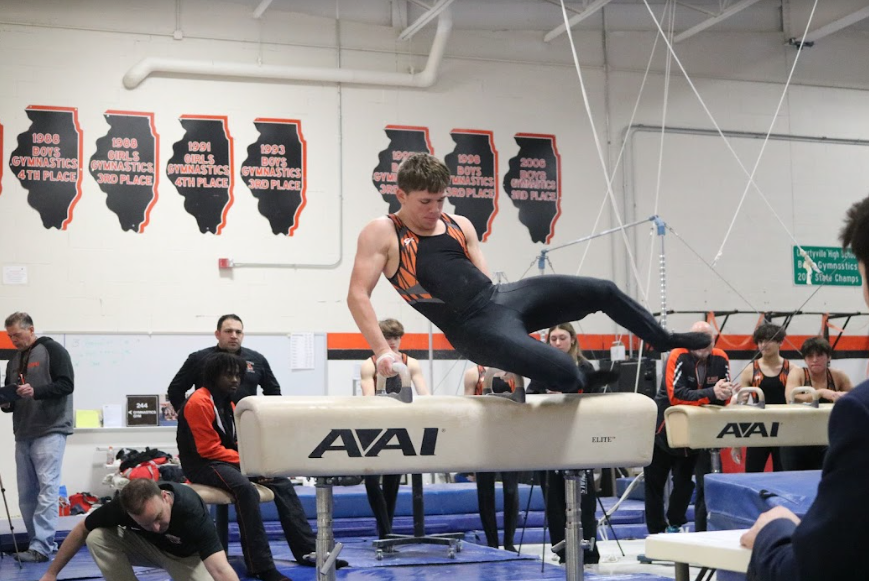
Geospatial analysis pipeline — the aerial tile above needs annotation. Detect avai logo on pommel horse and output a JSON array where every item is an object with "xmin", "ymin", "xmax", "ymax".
[
  {"xmin": 716, "ymin": 421, "xmax": 781, "ymax": 439},
  {"xmin": 308, "ymin": 428, "xmax": 440, "ymax": 459}
]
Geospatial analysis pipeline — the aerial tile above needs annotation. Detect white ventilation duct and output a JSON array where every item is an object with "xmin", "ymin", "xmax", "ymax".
[{"xmin": 123, "ymin": 10, "xmax": 452, "ymax": 89}]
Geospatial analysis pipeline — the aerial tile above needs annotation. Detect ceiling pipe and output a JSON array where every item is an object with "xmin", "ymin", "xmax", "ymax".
[
  {"xmin": 252, "ymin": 0, "xmax": 274, "ymax": 19},
  {"xmin": 122, "ymin": 8, "xmax": 452, "ymax": 89},
  {"xmin": 398, "ymin": 0, "xmax": 456, "ymax": 41}
]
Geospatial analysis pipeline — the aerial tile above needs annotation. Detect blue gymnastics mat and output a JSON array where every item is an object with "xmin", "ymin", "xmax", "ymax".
[
  {"xmin": 705, "ymin": 470, "xmax": 821, "ymax": 530},
  {"xmin": 0, "ymin": 537, "xmax": 675, "ymax": 581}
]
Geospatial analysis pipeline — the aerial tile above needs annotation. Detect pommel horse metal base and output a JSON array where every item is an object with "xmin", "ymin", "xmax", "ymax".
[
  {"xmin": 236, "ymin": 391, "xmax": 656, "ymax": 581},
  {"xmin": 371, "ymin": 365, "xmax": 465, "ymax": 560},
  {"xmin": 645, "ymin": 387, "xmax": 832, "ymax": 581}
]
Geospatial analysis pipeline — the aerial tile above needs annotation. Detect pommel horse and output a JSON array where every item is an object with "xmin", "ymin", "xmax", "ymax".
[
  {"xmin": 644, "ymin": 386, "xmax": 832, "ymax": 581},
  {"xmin": 373, "ymin": 363, "xmax": 465, "ymax": 559},
  {"xmin": 235, "ymin": 364, "xmax": 656, "ymax": 581}
]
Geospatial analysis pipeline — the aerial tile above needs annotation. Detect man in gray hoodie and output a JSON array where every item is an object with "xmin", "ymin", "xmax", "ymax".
[{"xmin": 2, "ymin": 312, "xmax": 74, "ymax": 563}]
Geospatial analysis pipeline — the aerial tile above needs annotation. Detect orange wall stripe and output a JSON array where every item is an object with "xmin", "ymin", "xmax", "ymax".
[
  {"xmin": 0, "ymin": 332, "xmax": 864, "ymax": 356},
  {"xmin": 327, "ymin": 332, "xmax": 869, "ymax": 353}
]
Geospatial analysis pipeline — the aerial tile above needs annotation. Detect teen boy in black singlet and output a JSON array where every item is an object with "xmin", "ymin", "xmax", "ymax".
[{"xmin": 347, "ymin": 153, "xmax": 711, "ymax": 394}]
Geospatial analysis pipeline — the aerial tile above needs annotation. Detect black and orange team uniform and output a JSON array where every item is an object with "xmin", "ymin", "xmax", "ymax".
[
  {"xmin": 387, "ymin": 213, "xmax": 710, "ymax": 393},
  {"xmin": 528, "ymin": 358, "xmax": 600, "ymax": 564},
  {"xmin": 472, "ymin": 365, "xmax": 520, "ymax": 551},
  {"xmin": 781, "ymin": 367, "xmax": 839, "ymax": 471},
  {"xmin": 365, "ymin": 352, "xmax": 408, "ymax": 539},
  {"xmin": 745, "ymin": 359, "xmax": 789, "ymax": 473},
  {"xmin": 84, "ymin": 482, "xmax": 223, "ymax": 562},
  {"xmin": 167, "ymin": 346, "xmax": 280, "ymax": 411},
  {"xmin": 177, "ymin": 386, "xmax": 337, "ymax": 576},
  {"xmin": 645, "ymin": 347, "xmax": 731, "ymax": 534}
]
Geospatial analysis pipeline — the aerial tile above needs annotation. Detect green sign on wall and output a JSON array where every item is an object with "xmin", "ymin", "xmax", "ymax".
[{"xmin": 793, "ymin": 246, "xmax": 863, "ymax": 286}]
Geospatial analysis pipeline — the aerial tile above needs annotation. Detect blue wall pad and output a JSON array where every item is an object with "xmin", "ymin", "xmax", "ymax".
[
  {"xmin": 616, "ymin": 476, "xmax": 699, "ymax": 504},
  {"xmin": 230, "ymin": 482, "xmax": 546, "ymax": 521},
  {"xmin": 598, "ymin": 498, "xmax": 647, "ymax": 525},
  {"xmin": 227, "ymin": 490, "xmax": 646, "ymax": 528},
  {"xmin": 616, "ymin": 477, "xmax": 646, "ymax": 501},
  {"xmin": 705, "ymin": 471, "xmax": 821, "ymax": 530},
  {"xmin": 224, "ymin": 498, "xmax": 650, "ymax": 543}
]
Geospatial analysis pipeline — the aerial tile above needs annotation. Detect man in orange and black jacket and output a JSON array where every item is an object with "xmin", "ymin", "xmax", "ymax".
[
  {"xmin": 643, "ymin": 321, "xmax": 733, "ymax": 534},
  {"xmin": 177, "ymin": 352, "xmax": 345, "ymax": 581}
]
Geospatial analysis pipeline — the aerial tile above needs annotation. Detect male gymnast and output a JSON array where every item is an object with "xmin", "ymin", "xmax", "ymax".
[{"xmin": 347, "ymin": 153, "xmax": 710, "ymax": 393}]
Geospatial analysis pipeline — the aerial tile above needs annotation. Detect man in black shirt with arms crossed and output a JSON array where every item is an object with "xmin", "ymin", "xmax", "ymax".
[{"xmin": 168, "ymin": 314, "xmax": 280, "ymax": 411}]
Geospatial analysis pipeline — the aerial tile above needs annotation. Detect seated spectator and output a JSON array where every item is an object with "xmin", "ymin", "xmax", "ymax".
[{"xmin": 177, "ymin": 352, "xmax": 346, "ymax": 581}]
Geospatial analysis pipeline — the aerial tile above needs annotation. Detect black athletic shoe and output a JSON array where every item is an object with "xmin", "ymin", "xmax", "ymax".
[
  {"xmin": 586, "ymin": 370, "xmax": 620, "ymax": 392},
  {"xmin": 667, "ymin": 332, "xmax": 713, "ymax": 351}
]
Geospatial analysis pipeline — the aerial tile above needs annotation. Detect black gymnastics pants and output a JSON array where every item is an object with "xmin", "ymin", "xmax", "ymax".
[
  {"xmin": 365, "ymin": 474, "xmax": 402, "ymax": 538},
  {"xmin": 443, "ymin": 276, "xmax": 675, "ymax": 392},
  {"xmin": 643, "ymin": 445, "xmax": 698, "ymax": 534},
  {"xmin": 186, "ymin": 462, "xmax": 316, "ymax": 574},
  {"xmin": 475, "ymin": 472, "xmax": 519, "ymax": 549}
]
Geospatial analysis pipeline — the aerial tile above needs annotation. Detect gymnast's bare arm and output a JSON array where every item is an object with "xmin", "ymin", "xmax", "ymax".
[
  {"xmin": 463, "ymin": 367, "xmax": 480, "ymax": 395},
  {"xmin": 348, "ymin": 218, "xmax": 399, "ymax": 374},
  {"xmin": 452, "ymin": 214, "xmax": 491, "ymax": 278},
  {"xmin": 407, "ymin": 356, "xmax": 430, "ymax": 395},
  {"xmin": 785, "ymin": 367, "xmax": 811, "ymax": 403},
  {"xmin": 833, "ymin": 369, "xmax": 853, "ymax": 394},
  {"xmin": 359, "ymin": 357, "xmax": 377, "ymax": 396}
]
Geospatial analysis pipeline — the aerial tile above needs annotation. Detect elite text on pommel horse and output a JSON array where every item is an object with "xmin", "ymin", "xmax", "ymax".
[
  {"xmin": 235, "ymin": 386, "xmax": 657, "ymax": 581},
  {"xmin": 644, "ymin": 387, "xmax": 832, "ymax": 581}
]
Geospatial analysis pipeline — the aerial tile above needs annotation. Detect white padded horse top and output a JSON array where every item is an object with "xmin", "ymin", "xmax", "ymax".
[
  {"xmin": 665, "ymin": 403, "xmax": 832, "ymax": 449},
  {"xmin": 235, "ymin": 393, "xmax": 657, "ymax": 477}
]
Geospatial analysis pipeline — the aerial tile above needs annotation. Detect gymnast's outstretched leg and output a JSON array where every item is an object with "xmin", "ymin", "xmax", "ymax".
[
  {"xmin": 447, "ymin": 308, "xmax": 599, "ymax": 393},
  {"xmin": 490, "ymin": 275, "xmax": 709, "ymax": 353}
]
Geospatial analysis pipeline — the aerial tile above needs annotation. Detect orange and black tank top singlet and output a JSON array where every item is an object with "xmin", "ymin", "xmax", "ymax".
[
  {"xmin": 474, "ymin": 364, "xmax": 516, "ymax": 395},
  {"xmin": 750, "ymin": 359, "xmax": 790, "ymax": 404},
  {"xmin": 802, "ymin": 367, "xmax": 837, "ymax": 403},
  {"xmin": 387, "ymin": 213, "xmax": 492, "ymax": 329},
  {"xmin": 370, "ymin": 352, "xmax": 409, "ymax": 394}
]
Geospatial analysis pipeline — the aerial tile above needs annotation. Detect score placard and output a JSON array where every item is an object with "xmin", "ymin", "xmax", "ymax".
[{"xmin": 126, "ymin": 394, "xmax": 159, "ymax": 427}]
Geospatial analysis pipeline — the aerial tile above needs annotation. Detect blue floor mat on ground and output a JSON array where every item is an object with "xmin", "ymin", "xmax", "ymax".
[{"xmin": 0, "ymin": 539, "xmax": 676, "ymax": 581}]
